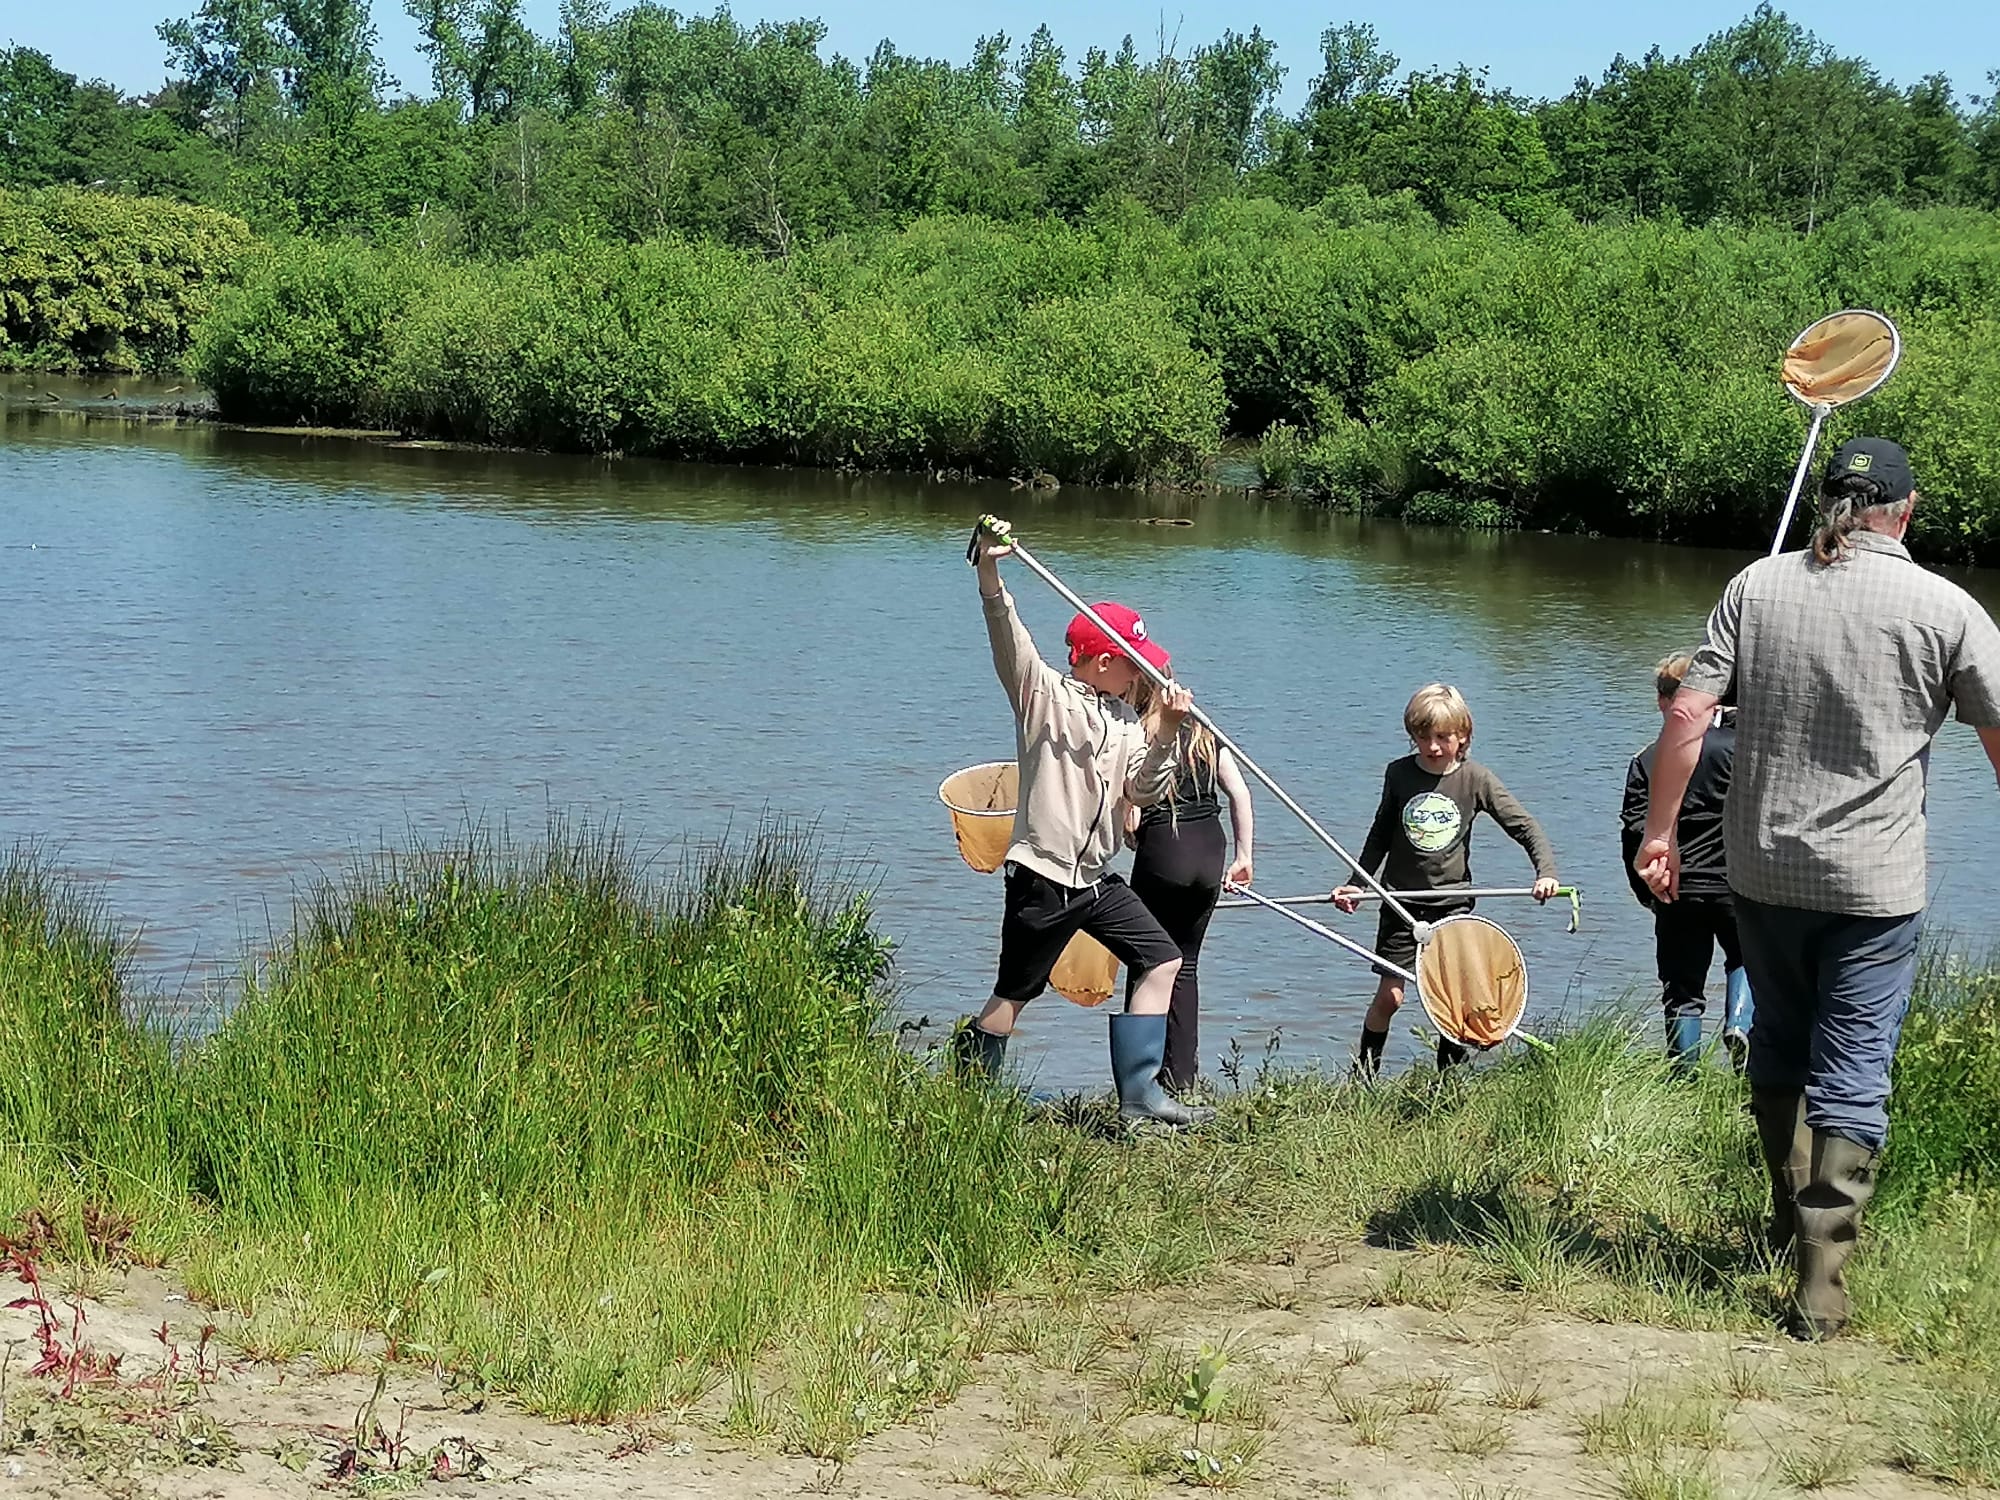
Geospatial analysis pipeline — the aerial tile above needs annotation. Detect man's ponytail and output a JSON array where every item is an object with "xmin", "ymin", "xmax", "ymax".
[{"xmin": 1813, "ymin": 473, "xmax": 1894, "ymax": 565}]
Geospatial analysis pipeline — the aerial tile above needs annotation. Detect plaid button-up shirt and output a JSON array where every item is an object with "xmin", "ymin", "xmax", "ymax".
[{"xmin": 1683, "ymin": 531, "xmax": 2000, "ymax": 916}]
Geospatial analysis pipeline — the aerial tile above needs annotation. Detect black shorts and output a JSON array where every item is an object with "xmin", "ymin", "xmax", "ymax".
[
  {"xmin": 1372, "ymin": 898, "xmax": 1474, "ymax": 979},
  {"xmin": 993, "ymin": 864, "xmax": 1182, "ymax": 1003}
]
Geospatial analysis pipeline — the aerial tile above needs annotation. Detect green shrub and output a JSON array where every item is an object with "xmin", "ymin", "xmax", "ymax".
[
  {"xmin": 194, "ymin": 237, "xmax": 432, "ymax": 425},
  {"xmin": 1296, "ymin": 412, "xmax": 1409, "ymax": 508},
  {"xmin": 1401, "ymin": 491, "xmax": 1513, "ymax": 529},
  {"xmin": 1256, "ymin": 420, "xmax": 1304, "ymax": 490},
  {"xmin": 996, "ymin": 290, "xmax": 1225, "ymax": 482},
  {"xmin": 0, "ymin": 187, "xmax": 250, "ymax": 370}
]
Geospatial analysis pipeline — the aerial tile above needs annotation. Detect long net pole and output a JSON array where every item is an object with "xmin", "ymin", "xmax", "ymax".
[
  {"xmin": 974, "ymin": 520, "xmax": 1419, "ymax": 928},
  {"xmin": 1769, "ymin": 403, "xmax": 1831, "ymax": 557}
]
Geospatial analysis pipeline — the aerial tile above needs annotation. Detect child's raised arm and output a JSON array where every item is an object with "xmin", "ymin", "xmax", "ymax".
[{"xmin": 973, "ymin": 518, "xmax": 1050, "ymax": 714}]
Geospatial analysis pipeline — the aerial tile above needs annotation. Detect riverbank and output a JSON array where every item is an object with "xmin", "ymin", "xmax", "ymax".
[
  {"xmin": 3, "ymin": 831, "xmax": 1998, "ymax": 1492},
  {"xmin": 3, "ymin": 1241, "xmax": 1978, "ymax": 1498}
]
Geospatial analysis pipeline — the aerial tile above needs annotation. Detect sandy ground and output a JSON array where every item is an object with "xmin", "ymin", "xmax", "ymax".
[{"xmin": 0, "ymin": 1244, "xmax": 1975, "ymax": 1499}]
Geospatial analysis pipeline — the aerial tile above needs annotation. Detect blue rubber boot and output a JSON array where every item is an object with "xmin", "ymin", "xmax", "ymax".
[
  {"xmin": 1109, "ymin": 1013, "xmax": 1213, "ymax": 1129},
  {"xmin": 1723, "ymin": 968, "xmax": 1754, "ymax": 1074},
  {"xmin": 1666, "ymin": 1013, "xmax": 1703, "ymax": 1073},
  {"xmin": 952, "ymin": 1021, "xmax": 1008, "ymax": 1080}
]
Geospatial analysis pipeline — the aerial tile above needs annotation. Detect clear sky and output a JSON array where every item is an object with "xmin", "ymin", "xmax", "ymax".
[{"xmin": 8, "ymin": 0, "xmax": 1996, "ymax": 108}]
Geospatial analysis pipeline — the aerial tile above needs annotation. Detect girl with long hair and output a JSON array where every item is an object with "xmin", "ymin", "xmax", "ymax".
[{"xmin": 1123, "ymin": 671, "xmax": 1254, "ymax": 1091}]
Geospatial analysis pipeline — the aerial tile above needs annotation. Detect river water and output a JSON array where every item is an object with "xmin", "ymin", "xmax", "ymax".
[{"xmin": 6, "ymin": 379, "xmax": 1999, "ymax": 1087}]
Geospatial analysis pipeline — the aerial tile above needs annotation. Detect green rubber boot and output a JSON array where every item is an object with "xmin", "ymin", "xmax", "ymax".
[
  {"xmin": 1109, "ymin": 1013, "xmax": 1213, "ymax": 1130},
  {"xmin": 1749, "ymin": 1090, "xmax": 1810, "ymax": 1251},
  {"xmin": 1792, "ymin": 1131, "xmax": 1878, "ymax": 1341}
]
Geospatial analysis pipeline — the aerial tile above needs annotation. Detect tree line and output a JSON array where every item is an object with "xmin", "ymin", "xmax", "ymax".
[{"xmin": 3, "ymin": 3, "xmax": 1998, "ymax": 251}]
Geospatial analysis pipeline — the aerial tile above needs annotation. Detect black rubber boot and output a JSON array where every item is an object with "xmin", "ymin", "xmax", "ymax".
[
  {"xmin": 1749, "ymin": 1089, "xmax": 1810, "ymax": 1251},
  {"xmin": 952, "ymin": 1021, "xmax": 1008, "ymax": 1080},
  {"xmin": 1793, "ymin": 1130, "xmax": 1878, "ymax": 1340},
  {"xmin": 1356, "ymin": 1026, "xmax": 1388, "ymax": 1079},
  {"xmin": 1109, "ymin": 1013, "xmax": 1213, "ymax": 1129},
  {"xmin": 1435, "ymin": 1036, "xmax": 1469, "ymax": 1071}
]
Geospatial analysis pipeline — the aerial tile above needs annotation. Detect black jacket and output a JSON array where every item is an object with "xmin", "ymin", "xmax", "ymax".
[{"xmin": 1621, "ymin": 713, "xmax": 1735, "ymax": 907}]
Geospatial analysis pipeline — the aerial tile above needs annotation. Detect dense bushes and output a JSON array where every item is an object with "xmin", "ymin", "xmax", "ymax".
[
  {"xmin": 135, "ymin": 190, "xmax": 2000, "ymax": 551},
  {"xmin": 194, "ymin": 222, "xmax": 1225, "ymax": 482},
  {"xmin": 0, "ymin": 188, "xmax": 250, "ymax": 371},
  {"xmin": 1210, "ymin": 202, "xmax": 2000, "ymax": 556}
]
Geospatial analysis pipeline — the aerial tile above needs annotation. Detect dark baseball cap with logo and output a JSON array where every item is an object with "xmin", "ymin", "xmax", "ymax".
[{"xmin": 1824, "ymin": 437, "xmax": 1915, "ymax": 501}]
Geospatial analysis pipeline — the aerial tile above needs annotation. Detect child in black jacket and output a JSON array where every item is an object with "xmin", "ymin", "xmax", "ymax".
[{"xmin": 1620, "ymin": 652, "xmax": 1753, "ymax": 1072}]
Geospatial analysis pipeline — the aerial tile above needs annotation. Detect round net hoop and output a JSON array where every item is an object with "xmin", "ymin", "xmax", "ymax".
[
  {"xmin": 1050, "ymin": 932, "xmax": 1119, "ymax": 1007},
  {"xmin": 939, "ymin": 761, "xmax": 1019, "ymax": 874},
  {"xmin": 1781, "ymin": 310, "xmax": 1901, "ymax": 410},
  {"xmin": 1415, "ymin": 914, "xmax": 1529, "ymax": 1049}
]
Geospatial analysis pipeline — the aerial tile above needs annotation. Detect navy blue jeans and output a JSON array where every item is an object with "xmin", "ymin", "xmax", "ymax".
[{"xmin": 1735, "ymin": 895, "xmax": 1922, "ymax": 1152}]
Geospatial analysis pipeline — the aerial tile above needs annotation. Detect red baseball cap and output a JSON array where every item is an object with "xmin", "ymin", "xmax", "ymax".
[{"xmin": 1066, "ymin": 602, "xmax": 1170, "ymax": 672}]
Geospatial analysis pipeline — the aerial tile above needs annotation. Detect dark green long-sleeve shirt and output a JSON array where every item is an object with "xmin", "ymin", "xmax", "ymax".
[{"xmin": 1354, "ymin": 755, "xmax": 1558, "ymax": 892}]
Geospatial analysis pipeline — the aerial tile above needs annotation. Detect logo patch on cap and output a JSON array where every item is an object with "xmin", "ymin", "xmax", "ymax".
[
  {"xmin": 1848, "ymin": 453, "xmax": 1873, "ymax": 472},
  {"xmin": 1131, "ymin": 618, "xmax": 1147, "ymax": 639}
]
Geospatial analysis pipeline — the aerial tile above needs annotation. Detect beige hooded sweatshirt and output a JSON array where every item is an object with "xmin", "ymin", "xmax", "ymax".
[{"xmin": 983, "ymin": 585, "xmax": 1175, "ymax": 887}]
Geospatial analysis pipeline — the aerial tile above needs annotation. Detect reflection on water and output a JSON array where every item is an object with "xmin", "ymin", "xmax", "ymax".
[{"xmin": 5, "ymin": 388, "xmax": 1999, "ymax": 1086}]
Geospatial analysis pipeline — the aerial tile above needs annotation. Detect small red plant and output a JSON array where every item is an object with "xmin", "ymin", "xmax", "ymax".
[{"xmin": 1, "ymin": 1238, "xmax": 122, "ymax": 1396}]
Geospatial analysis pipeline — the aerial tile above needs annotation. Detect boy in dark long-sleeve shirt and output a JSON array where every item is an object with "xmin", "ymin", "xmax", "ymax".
[
  {"xmin": 1620, "ymin": 652, "xmax": 1752, "ymax": 1072},
  {"xmin": 1334, "ymin": 683, "xmax": 1559, "ymax": 1073}
]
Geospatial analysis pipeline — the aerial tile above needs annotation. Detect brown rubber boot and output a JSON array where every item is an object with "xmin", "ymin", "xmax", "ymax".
[
  {"xmin": 1792, "ymin": 1131, "xmax": 1879, "ymax": 1340},
  {"xmin": 1748, "ymin": 1090, "xmax": 1810, "ymax": 1250}
]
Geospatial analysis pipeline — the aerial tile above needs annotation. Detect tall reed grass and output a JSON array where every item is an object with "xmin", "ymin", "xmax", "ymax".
[{"xmin": 2, "ymin": 833, "xmax": 1998, "ymax": 1433}]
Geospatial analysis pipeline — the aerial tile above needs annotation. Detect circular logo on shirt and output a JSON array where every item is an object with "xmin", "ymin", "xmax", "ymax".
[{"xmin": 1402, "ymin": 792, "xmax": 1463, "ymax": 853}]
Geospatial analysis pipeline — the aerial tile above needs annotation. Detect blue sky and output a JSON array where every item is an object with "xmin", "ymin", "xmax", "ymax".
[{"xmin": 9, "ymin": 0, "xmax": 1997, "ymax": 107}]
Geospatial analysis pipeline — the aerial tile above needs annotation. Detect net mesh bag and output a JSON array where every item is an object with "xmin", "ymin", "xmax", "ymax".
[
  {"xmin": 1051, "ymin": 932, "xmax": 1119, "ymax": 1007},
  {"xmin": 1781, "ymin": 311, "xmax": 1899, "ymax": 407},
  {"xmin": 939, "ymin": 762, "xmax": 1019, "ymax": 874},
  {"xmin": 1415, "ymin": 915, "xmax": 1529, "ymax": 1049}
]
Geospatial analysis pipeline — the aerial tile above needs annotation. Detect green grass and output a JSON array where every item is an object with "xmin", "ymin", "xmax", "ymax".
[{"xmin": 2, "ymin": 832, "xmax": 2000, "ymax": 1439}]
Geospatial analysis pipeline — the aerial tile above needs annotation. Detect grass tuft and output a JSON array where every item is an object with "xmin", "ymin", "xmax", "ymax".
[
  {"xmin": 1894, "ymin": 1383, "xmax": 2000, "ymax": 1487},
  {"xmin": 1445, "ymin": 1413, "xmax": 1511, "ymax": 1456},
  {"xmin": 1613, "ymin": 1456, "xmax": 1724, "ymax": 1500},
  {"xmin": 1774, "ymin": 1438, "xmax": 1866, "ymax": 1490},
  {"xmin": 1582, "ymin": 1387, "xmax": 1731, "ymax": 1461}
]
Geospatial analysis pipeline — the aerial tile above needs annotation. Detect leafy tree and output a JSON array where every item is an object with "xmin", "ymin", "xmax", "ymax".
[
  {"xmin": 0, "ymin": 48, "xmax": 81, "ymax": 185},
  {"xmin": 156, "ymin": 0, "xmax": 290, "ymax": 146}
]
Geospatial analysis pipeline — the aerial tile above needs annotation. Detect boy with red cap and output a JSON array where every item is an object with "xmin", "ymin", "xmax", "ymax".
[{"xmin": 961, "ymin": 515, "xmax": 1208, "ymax": 1127}]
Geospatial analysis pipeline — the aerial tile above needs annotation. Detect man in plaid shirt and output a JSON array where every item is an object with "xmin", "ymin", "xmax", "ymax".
[{"xmin": 1637, "ymin": 437, "xmax": 2000, "ymax": 1340}]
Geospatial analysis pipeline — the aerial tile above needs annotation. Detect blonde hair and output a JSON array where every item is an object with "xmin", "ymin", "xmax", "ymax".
[
  {"xmin": 1654, "ymin": 652, "xmax": 1693, "ymax": 700},
  {"xmin": 1130, "ymin": 672, "xmax": 1219, "ymax": 807},
  {"xmin": 1404, "ymin": 683, "xmax": 1472, "ymax": 743}
]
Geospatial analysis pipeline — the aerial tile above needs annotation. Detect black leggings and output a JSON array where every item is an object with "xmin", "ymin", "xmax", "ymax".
[
  {"xmin": 1125, "ymin": 815, "xmax": 1226, "ymax": 1088},
  {"xmin": 1655, "ymin": 894, "xmax": 1744, "ymax": 1019}
]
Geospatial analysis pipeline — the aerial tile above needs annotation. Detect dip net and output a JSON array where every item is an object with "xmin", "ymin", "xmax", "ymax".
[
  {"xmin": 1781, "ymin": 311, "xmax": 1900, "ymax": 408},
  {"xmin": 939, "ymin": 762, "xmax": 1017, "ymax": 874},
  {"xmin": 940, "ymin": 760, "xmax": 1122, "ymax": 1007},
  {"xmin": 1416, "ymin": 915, "xmax": 1530, "ymax": 1049}
]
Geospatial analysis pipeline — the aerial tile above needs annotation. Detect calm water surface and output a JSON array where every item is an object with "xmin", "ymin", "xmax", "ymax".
[{"xmin": 7, "ymin": 383, "xmax": 2000, "ymax": 1086}]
